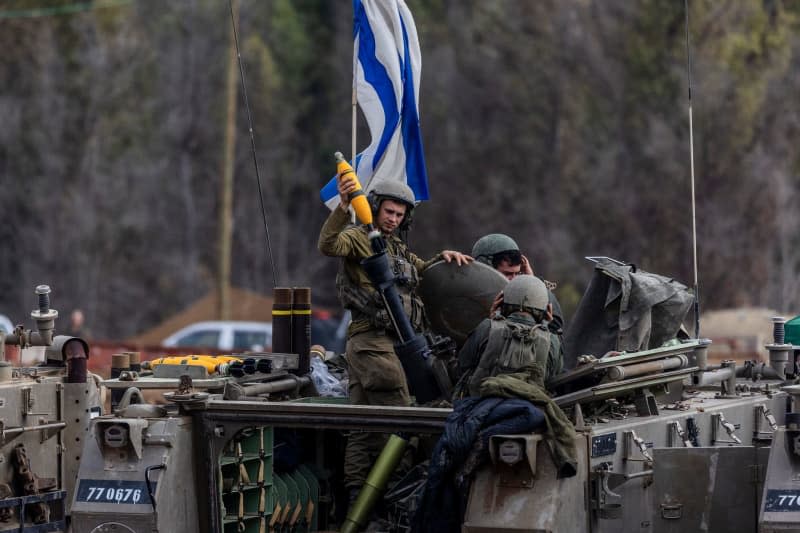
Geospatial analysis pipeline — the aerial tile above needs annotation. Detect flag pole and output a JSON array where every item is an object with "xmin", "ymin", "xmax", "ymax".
[{"xmin": 351, "ymin": 27, "xmax": 358, "ymax": 167}]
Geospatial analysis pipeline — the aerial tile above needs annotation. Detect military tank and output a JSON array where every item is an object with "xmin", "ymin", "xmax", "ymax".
[
  {"xmin": 0, "ymin": 285, "xmax": 102, "ymax": 532},
  {"xmin": 63, "ymin": 256, "xmax": 800, "ymax": 533}
]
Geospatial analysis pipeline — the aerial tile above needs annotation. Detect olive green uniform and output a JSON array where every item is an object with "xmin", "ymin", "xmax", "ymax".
[
  {"xmin": 318, "ymin": 207, "xmax": 440, "ymax": 490},
  {"xmin": 453, "ymin": 312, "xmax": 562, "ymax": 399}
]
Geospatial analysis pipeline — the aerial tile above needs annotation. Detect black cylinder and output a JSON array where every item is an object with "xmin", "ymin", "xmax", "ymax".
[
  {"xmin": 228, "ymin": 360, "xmax": 245, "ymax": 377},
  {"xmin": 395, "ymin": 336, "xmax": 439, "ymax": 404},
  {"xmin": 361, "ymin": 252, "xmax": 395, "ymax": 286},
  {"xmin": 242, "ymin": 358, "xmax": 257, "ymax": 374},
  {"xmin": 292, "ymin": 287, "xmax": 311, "ymax": 376},
  {"xmin": 272, "ymin": 288, "xmax": 293, "ymax": 354},
  {"xmin": 38, "ymin": 292, "xmax": 50, "ymax": 314},
  {"xmin": 64, "ymin": 338, "xmax": 89, "ymax": 383},
  {"xmin": 773, "ymin": 318, "xmax": 786, "ymax": 345},
  {"xmin": 128, "ymin": 351, "xmax": 141, "ymax": 373},
  {"xmin": 361, "ymin": 253, "xmax": 415, "ymax": 342},
  {"xmin": 67, "ymin": 358, "xmax": 88, "ymax": 384},
  {"xmin": 361, "ymin": 248, "xmax": 441, "ymax": 403}
]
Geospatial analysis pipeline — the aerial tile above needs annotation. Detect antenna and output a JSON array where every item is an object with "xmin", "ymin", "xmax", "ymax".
[
  {"xmin": 685, "ymin": 0, "xmax": 700, "ymax": 337},
  {"xmin": 228, "ymin": 0, "xmax": 278, "ymax": 287}
]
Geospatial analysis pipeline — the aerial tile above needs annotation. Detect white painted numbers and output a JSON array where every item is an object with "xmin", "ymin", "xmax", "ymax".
[
  {"xmin": 84, "ymin": 487, "xmax": 142, "ymax": 503},
  {"xmin": 77, "ymin": 480, "xmax": 152, "ymax": 505}
]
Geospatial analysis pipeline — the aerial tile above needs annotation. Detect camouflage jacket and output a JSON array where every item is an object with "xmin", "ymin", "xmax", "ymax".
[
  {"xmin": 454, "ymin": 312, "xmax": 563, "ymax": 399},
  {"xmin": 480, "ymin": 366, "xmax": 578, "ymax": 478},
  {"xmin": 318, "ymin": 207, "xmax": 441, "ymax": 336}
]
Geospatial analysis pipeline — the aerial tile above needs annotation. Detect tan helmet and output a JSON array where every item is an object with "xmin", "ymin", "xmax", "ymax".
[{"xmin": 503, "ymin": 274, "xmax": 548, "ymax": 312}]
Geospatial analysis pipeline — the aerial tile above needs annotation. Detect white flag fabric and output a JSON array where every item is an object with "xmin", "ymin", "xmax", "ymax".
[{"xmin": 320, "ymin": 0, "xmax": 429, "ymax": 210}]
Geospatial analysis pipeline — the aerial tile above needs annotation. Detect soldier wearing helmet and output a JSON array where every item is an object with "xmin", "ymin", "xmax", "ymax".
[
  {"xmin": 453, "ymin": 274, "xmax": 563, "ymax": 399},
  {"xmin": 472, "ymin": 233, "xmax": 564, "ymax": 334},
  {"xmin": 472, "ymin": 234, "xmax": 530, "ymax": 280},
  {"xmin": 319, "ymin": 173, "xmax": 471, "ymax": 497}
]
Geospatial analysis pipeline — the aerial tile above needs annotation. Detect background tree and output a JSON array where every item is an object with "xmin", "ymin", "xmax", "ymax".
[{"xmin": 1, "ymin": 0, "xmax": 799, "ymax": 339}]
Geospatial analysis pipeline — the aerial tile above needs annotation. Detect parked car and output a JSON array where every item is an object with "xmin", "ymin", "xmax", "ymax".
[
  {"xmin": 0, "ymin": 314, "xmax": 13, "ymax": 334},
  {"xmin": 162, "ymin": 321, "xmax": 273, "ymax": 352}
]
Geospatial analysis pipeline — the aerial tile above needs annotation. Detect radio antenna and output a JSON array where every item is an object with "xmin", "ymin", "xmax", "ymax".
[
  {"xmin": 228, "ymin": 0, "xmax": 278, "ymax": 287},
  {"xmin": 684, "ymin": 0, "xmax": 700, "ymax": 337}
]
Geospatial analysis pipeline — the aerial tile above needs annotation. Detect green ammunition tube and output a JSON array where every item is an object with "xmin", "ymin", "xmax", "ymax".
[{"xmin": 341, "ymin": 434, "xmax": 408, "ymax": 533}]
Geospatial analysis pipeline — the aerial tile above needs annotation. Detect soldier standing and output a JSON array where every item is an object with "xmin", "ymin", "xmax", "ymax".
[
  {"xmin": 68, "ymin": 308, "xmax": 91, "ymax": 338},
  {"xmin": 318, "ymin": 173, "xmax": 470, "ymax": 500}
]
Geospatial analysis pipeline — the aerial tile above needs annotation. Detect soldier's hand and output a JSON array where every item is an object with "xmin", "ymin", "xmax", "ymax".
[
  {"xmin": 521, "ymin": 254, "xmax": 534, "ymax": 275},
  {"xmin": 490, "ymin": 291, "xmax": 504, "ymax": 317},
  {"xmin": 441, "ymin": 250, "xmax": 473, "ymax": 266},
  {"xmin": 337, "ymin": 174, "xmax": 357, "ymax": 210}
]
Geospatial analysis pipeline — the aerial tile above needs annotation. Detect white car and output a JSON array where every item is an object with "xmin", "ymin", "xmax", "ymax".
[
  {"xmin": 161, "ymin": 321, "xmax": 273, "ymax": 352},
  {"xmin": 0, "ymin": 314, "xmax": 13, "ymax": 334}
]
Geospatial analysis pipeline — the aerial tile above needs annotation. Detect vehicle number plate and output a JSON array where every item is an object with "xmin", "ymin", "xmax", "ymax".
[
  {"xmin": 764, "ymin": 490, "xmax": 800, "ymax": 512},
  {"xmin": 76, "ymin": 479, "xmax": 154, "ymax": 504},
  {"xmin": 591, "ymin": 433, "xmax": 617, "ymax": 457}
]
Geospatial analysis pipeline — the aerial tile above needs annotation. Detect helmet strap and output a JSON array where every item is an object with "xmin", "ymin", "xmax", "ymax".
[{"xmin": 502, "ymin": 304, "xmax": 544, "ymax": 323}]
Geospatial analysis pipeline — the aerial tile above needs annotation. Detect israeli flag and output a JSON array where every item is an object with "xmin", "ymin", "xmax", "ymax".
[{"xmin": 321, "ymin": 0, "xmax": 429, "ymax": 210}]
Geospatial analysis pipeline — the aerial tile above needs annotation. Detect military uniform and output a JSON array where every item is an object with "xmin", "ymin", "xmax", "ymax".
[
  {"xmin": 318, "ymin": 206, "xmax": 440, "ymax": 490},
  {"xmin": 545, "ymin": 290, "xmax": 565, "ymax": 334},
  {"xmin": 471, "ymin": 233, "xmax": 566, "ymax": 334},
  {"xmin": 454, "ymin": 312, "xmax": 562, "ymax": 399}
]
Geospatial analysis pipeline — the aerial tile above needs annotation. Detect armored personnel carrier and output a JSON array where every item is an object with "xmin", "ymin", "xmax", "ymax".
[
  {"xmin": 0, "ymin": 285, "xmax": 102, "ymax": 532},
  {"xmin": 64, "ymin": 259, "xmax": 800, "ymax": 533}
]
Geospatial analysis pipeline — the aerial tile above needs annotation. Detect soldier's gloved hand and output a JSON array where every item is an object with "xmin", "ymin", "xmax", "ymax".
[{"xmin": 441, "ymin": 250, "xmax": 473, "ymax": 266}]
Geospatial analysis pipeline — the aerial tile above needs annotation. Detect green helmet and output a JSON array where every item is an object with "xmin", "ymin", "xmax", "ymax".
[
  {"xmin": 368, "ymin": 180, "xmax": 416, "ymax": 230},
  {"xmin": 471, "ymin": 234, "xmax": 520, "ymax": 265},
  {"xmin": 504, "ymin": 274, "xmax": 548, "ymax": 312}
]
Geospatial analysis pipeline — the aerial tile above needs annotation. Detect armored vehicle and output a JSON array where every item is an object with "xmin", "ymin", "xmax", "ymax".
[
  {"xmin": 62, "ymin": 259, "xmax": 800, "ymax": 533},
  {"xmin": 0, "ymin": 285, "xmax": 102, "ymax": 532}
]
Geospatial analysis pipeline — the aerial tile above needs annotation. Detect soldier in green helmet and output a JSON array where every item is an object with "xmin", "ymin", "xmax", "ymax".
[
  {"xmin": 453, "ymin": 274, "xmax": 563, "ymax": 399},
  {"xmin": 471, "ymin": 233, "xmax": 564, "ymax": 334},
  {"xmin": 472, "ymin": 233, "xmax": 531, "ymax": 280},
  {"xmin": 319, "ymin": 174, "xmax": 471, "ymax": 500}
]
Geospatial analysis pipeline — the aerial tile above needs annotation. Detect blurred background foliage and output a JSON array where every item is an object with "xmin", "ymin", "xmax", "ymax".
[{"xmin": 1, "ymin": 0, "xmax": 800, "ymax": 339}]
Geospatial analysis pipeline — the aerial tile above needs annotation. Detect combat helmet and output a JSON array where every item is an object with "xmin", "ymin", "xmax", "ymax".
[
  {"xmin": 368, "ymin": 180, "xmax": 417, "ymax": 230},
  {"xmin": 503, "ymin": 274, "xmax": 548, "ymax": 314},
  {"xmin": 472, "ymin": 234, "xmax": 520, "ymax": 266}
]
